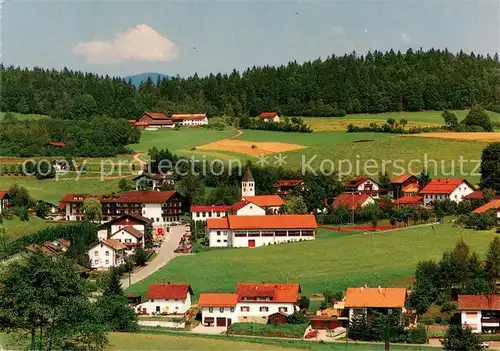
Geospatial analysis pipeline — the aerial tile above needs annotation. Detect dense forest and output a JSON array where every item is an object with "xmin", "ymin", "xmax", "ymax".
[{"xmin": 1, "ymin": 49, "xmax": 499, "ymax": 119}]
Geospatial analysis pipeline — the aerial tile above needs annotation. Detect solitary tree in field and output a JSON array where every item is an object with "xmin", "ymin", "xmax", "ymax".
[{"xmin": 82, "ymin": 197, "xmax": 102, "ymax": 223}]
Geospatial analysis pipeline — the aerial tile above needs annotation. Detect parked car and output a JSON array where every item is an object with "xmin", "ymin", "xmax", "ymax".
[
  {"xmin": 481, "ymin": 342, "xmax": 489, "ymax": 349},
  {"xmin": 151, "ymin": 242, "xmax": 162, "ymax": 248}
]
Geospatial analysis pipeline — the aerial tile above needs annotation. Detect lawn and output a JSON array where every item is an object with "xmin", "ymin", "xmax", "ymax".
[
  {"xmin": 0, "ymin": 176, "xmax": 121, "ymax": 204},
  {"xmin": 228, "ymin": 323, "xmax": 308, "ymax": 338},
  {"xmin": 126, "ymin": 224, "xmax": 497, "ymax": 300},
  {"xmin": 0, "ymin": 216, "xmax": 63, "ymax": 242},
  {"xmin": 0, "ymin": 111, "xmax": 49, "ymax": 121}
]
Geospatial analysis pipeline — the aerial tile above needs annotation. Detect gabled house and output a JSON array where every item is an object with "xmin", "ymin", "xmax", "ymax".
[
  {"xmin": 88, "ymin": 239, "xmax": 126, "ymax": 270},
  {"xmin": 135, "ymin": 112, "xmax": 174, "ymax": 129},
  {"xmin": 241, "ymin": 195, "xmax": 284, "ymax": 214},
  {"xmin": 332, "ymin": 193, "xmax": 376, "ymax": 210},
  {"xmin": 472, "ymin": 199, "xmax": 500, "ymax": 218},
  {"xmin": 97, "ymin": 214, "xmax": 152, "ymax": 241},
  {"xmin": 109, "ymin": 226, "xmax": 145, "ymax": 254},
  {"xmin": 136, "ymin": 283, "xmax": 193, "ymax": 315},
  {"xmin": 344, "ymin": 287, "xmax": 407, "ymax": 323},
  {"xmin": 0, "ymin": 190, "xmax": 9, "ymax": 214},
  {"xmin": 199, "ymin": 283, "xmax": 300, "ymax": 327},
  {"xmin": 133, "ymin": 173, "xmax": 176, "ymax": 190},
  {"xmin": 388, "ymin": 174, "xmax": 420, "ymax": 199},
  {"xmin": 394, "ymin": 195, "xmax": 423, "ymax": 208},
  {"xmin": 52, "ymin": 238, "xmax": 71, "ymax": 252},
  {"xmin": 344, "ymin": 177, "xmax": 380, "ymax": 198},
  {"xmin": 458, "ymin": 294, "xmax": 500, "ymax": 333},
  {"xmin": 273, "ymin": 180, "xmax": 304, "ymax": 197},
  {"xmin": 419, "ymin": 178, "xmax": 474, "ymax": 206},
  {"xmin": 257, "ymin": 112, "xmax": 280, "ymax": 123}
]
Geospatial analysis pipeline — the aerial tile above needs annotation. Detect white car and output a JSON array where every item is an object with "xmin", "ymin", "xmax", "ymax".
[{"xmin": 480, "ymin": 341, "xmax": 489, "ymax": 349}]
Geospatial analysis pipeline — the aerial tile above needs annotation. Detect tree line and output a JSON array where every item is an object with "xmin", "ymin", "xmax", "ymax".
[{"xmin": 1, "ymin": 49, "xmax": 499, "ymax": 119}]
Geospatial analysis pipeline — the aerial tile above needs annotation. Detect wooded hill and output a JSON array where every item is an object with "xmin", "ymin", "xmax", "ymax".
[{"xmin": 1, "ymin": 49, "xmax": 499, "ymax": 119}]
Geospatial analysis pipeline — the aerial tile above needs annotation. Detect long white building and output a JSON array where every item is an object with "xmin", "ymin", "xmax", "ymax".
[
  {"xmin": 136, "ymin": 283, "xmax": 193, "ymax": 316},
  {"xmin": 419, "ymin": 178, "xmax": 474, "ymax": 206}
]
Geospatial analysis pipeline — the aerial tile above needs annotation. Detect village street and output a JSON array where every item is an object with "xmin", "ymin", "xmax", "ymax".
[{"xmin": 121, "ymin": 224, "xmax": 186, "ymax": 289}]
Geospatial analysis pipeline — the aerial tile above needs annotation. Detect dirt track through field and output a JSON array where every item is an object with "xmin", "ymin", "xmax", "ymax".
[
  {"xmin": 195, "ymin": 139, "xmax": 307, "ymax": 156},
  {"xmin": 404, "ymin": 132, "xmax": 500, "ymax": 142}
]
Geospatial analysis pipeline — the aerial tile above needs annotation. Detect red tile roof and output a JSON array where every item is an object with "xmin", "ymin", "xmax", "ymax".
[
  {"xmin": 170, "ymin": 114, "xmax": 207, "ymax": 120},
  {"xmin": 394, "ymin": 196, "xmax": 423, "ymax": 205},
  {"xmin": 198, "ymin": 293, "xmax": 238, "ymax": 307},
  {"xmin": 243, "ymin": 195, "xmax": 284, "ymax": 207},
  {"xmin": 146, "ymin": 284, "xmax": 192, "ymax": 300},
  {"xmin": 46, "ymin": 141, "xmax": 65, "ymax": 147},
  {"xmin": 190, "ymin": 205, "xmax": 232, "ymax": 212},
  {"xmin": 100, "ymin": 214, "xmax": 153, "ymax": 227},
  {"xmin": 392, "ymin": 174, "xmax": 415, "ymax": 184},
  {"xmin": 458, "ymin": 295, "xmax": 500, "ymax": 311},
  {"xmin": 257, "ymin": 112, "xmax": 279, "ymax": 118},
  {"xmin": 344, "ymin": 287, "xmax": 407, "ymax": 308},
  {"xmin": 0, "ymin": 191, "xmax": 8, "ymax": 200},
  {"xmin": 472, "ymin": 199, "xmax": 500, "ymax": 214},
  {"xmin": 231, "ymin": 200, "xmax": 255, "ymax": 212},
  {"xmin": 112, "ymin": 226, "xmax": 144, "ymax": 239},
  {"xmin": 236, "ymin": 283, "xmax": 300, "ymax": 303},
  {"xmin": 333, "ymin": 193, "xmax": 372, "ymax": 210},
  {"xmin": 55, "ymin": 238, "xmax": 71, "ymax": 247},
  {"xmin": 206, "ymin": 217, "xmax": 230, "ymax": 229},
  {"xmin": 273, "ymin": 180, "xmax": 303, "ymax": 187},
  {"xmin": 465, "ymin": 191, "xmax": 498, "ymax": 200},
  {"xmin": 60, "ymin": 191, "xmax": 178, "ymax": 204},
  {"xmin": 419, "ymin": 178, "xmax": 469, "ymax": 195},
  {"xmin": 143, "ymin": 112, "xmax": 170, "ymax": 120},
  {"xmin": 101, "ymin": 239, "xmax": 127, "ymax": 251},
  {"xmin": 44, "ymin": 242, "xmax": 62, "ymax": 252},
  {"xmin": 345, "ymin": 177, "xmax": 370, "ymax": 188}
]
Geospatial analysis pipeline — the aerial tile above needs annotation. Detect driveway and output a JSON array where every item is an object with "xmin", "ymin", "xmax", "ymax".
[{"xmin": 121, "ymin": 224, "xmax": 186, "ymax": 288}]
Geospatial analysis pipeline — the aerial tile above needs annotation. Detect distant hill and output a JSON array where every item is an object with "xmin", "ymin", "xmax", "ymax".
[{"xmin": 123, "ymin": 72, "xmax": 170, "ymax": 87}]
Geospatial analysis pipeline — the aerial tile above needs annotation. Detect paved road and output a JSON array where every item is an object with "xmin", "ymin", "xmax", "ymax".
[{"xmin": 122, "ymin": 224, "xmax": 186, "ymax": 289}]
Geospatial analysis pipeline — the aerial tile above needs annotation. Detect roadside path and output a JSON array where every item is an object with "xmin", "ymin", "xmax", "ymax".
[
  {"xmin": 121, "ymin": 224, "xmax": 186, "ymax": 289},
  {"xmin": 133, "ymin": 152, "xmax": 148, "ymax": 166},
  {"xmin": 229, "ymin": 129, "xmax": 243, "ymax": 139}
]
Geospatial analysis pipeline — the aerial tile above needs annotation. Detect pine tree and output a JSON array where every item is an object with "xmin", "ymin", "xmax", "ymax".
[{"xmin": 103, "ymin": 267, "xmax": 124, "ymax": 296}]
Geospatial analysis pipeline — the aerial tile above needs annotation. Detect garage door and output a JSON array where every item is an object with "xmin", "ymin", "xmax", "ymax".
[{"xmin": 216, "ymin": 317, "xmax": 226, "ymax": 327}]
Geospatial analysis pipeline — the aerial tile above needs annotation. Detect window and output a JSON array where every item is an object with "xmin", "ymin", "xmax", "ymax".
[
  {"xmin": 94, "ymin": 251, "xmax": 98, "ymax": 256},
  {"xmin": 219, "ymin": 308, "xmax": 224, "ymax": 313},
  {"xmin": 156, "ymin": 218, "xmax": 160, "ymax": 222},
  {"xmin": 105, "ymin": 260, "xmax": 109, "ymax": 264},
  {"xmin": 224, "ymin": 240, "xmax": 227, "ymax": 243},
  {"xmin": 105, "ymin": 251, "xmax": 109, "ymax": 256},
  {"xmin": 209, "ymin": 307, "xmax": 213, "ymax": 313},
  {"xmin": 156, "ymin": 306, "xmax": 160, "ymax": 312},
  {"xmin": 240, "ymin": 306, "xmax": 250, "ymax": 312},
  {"xmin": 230, "ymin": 307, "xmax": 235, "ymax": 312},
  {"xmin": 259, "ymin": 307, "xmax": 269, "ymax": 312},
  {"xmin": 150, "ymin": 299, "xmax": 154, "ymax": 302},
  {"xmin": 217, "ymin": 231, "xmax": 221, "ymax": 235},
  {"xmin": 217, "ymin": 239, "xmax": 221, "ymax": 243},
  {"xmin": 279, "ymin": 307, "xmax": 288, "ymax": 313},
  {"xmin": 94, "ymin": 259, "xmax": 98, "ymax": 265}
]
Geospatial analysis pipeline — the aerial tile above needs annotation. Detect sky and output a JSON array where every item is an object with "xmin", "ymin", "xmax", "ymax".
[{"xmin": 2, "ymin": 0, "xmax": 499, "ymax": 78}]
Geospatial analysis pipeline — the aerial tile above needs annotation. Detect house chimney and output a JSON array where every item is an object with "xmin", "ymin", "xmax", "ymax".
[
  {"xmin": 378, "ymin": 286, "xmax": 382, "ymax": 293},
  {"xmin": 360, "ymin": 287, "xmax": 363, "ymax": 292}
]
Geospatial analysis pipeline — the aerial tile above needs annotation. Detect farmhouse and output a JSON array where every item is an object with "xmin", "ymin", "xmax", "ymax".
[
  {"xmin": 0, "ymin": 190, "xmax": 9, "ymax": 214},
  {"xmin": 458, "ymin": 294, "xmax": 500, "ymax": 333},
  {"xmin": 332, "ymin": 193, "xmax": 376, "ymax": 210},
  {"xmin": 241, "ymin": 195, "xmax": 284, "ymax": 214},
  {"xmin": 135, "ymin": 112, "xmax": 174, "ymax": 129},
  {"xmin": 109, "ymin": 226, "xmax": 145, "ymax": 254},
  {"xmin": 257, "ymin": 111, "xmax": 280, "ymax": 123},
  {"xmin": 25, "ymin": 239, "xmax": 71, "ymax": 256},
  {"xmin": 191, "ymin": 201, "xmax": 265, "ymax": 222},
  {"xmin": 472, "ymin": 199, "xmax": 500, "ymax": 218},
  {"xmin": 393, "ymin": 195, "xmax": 423, "ymax": 208},
  {"xmin": 59, "ymin": 190, "xmax": 183, "ymax": 227},
  {"xmin": 205, "ymin": 214, "xmax": 317, "ymax": 248},
  {"xmin": 344, "ymin": 177, "xmax": 380, "ymax": 198},
  {"xmin": 388, "ymin": 174, "xmax": 420, "ymax": 199},
  {"xmin": 273, "ymin": 180, "xmax": 304, "ymax": 197},
  {"xmin": 97, "ymin": 214, "xmax": 152, "ymax": 241},
  {"xmin": 88, "ymin": 239, "xmax": 126, "ymax": 270},
  {"xmin": 199, "ymin": 283, "xmax": 300, "ymax": 327},
  {"xmin": 419, "ymin": 178, "xmax": 474, "ymax": 206},
  {"xmin": 170, "ymin": 113, "xmax": 208, "ymax": 126},
  {"xmin": 136, "ymin": 283, "xmax": 193, "ymax": 316},
  {"xmin": 344, "ymin": 287, "xmax": 407, "ymax": 323},
  {"xmin": 132, "ymin": 173, "xmax": 176, "ymax": 190}
]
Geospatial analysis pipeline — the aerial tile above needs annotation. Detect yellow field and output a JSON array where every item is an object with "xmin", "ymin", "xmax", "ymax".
[
  {"xmin": 305, "ymin": 118, "xmax": 441, "ymax": 132},
  {"xmin": 405, "ymin": 132, "xmax": 500, "ymax": 143},
  {"xmin": 195, "ymin": 139, "xmax": 307, "ymax": 156}
]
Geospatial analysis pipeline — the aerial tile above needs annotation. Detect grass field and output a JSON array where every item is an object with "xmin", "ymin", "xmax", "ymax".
[
  {"xmin": 0, "ymin": 216, "xmax": 63, "ymax": 242},
  {"xmin": 127, "ymin": 224, "xmax": 497, "ymax": 299},
  {"xmin": 0, "ymin": 111, "xmax": 49, "ymax": 121}
]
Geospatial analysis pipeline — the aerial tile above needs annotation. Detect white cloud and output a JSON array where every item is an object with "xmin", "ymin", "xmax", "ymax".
[
  {"xmin": 399, "ymin": 32, "xmax": 411, "ymax": 43},
  {"xmin": 73, "ymin": 24, "xmax": 179, "ymax": 64},
  {"xmin": 332, "ymin": 26, "xmax": 347, "ymax": 36}
]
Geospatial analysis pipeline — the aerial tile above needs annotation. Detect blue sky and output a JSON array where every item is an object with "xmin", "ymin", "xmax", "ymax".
[{"xmin": 3, "ymin": 0, "xmax": 499, "ymax": 78}]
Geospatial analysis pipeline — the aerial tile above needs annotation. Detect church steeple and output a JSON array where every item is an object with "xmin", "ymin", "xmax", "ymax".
[{"xmin": 241, "ymin": 164, "xmax": 255, "ymax": 197}]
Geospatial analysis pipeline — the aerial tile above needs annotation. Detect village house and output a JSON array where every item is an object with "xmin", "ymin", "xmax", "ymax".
[
  {"xmin": 132, "ymin": 173, "xmax": 176, "ymax": 190},
  {"xmin": 199, "ymin": 283, "xmax": 300, "ymax": 327},
  {"xmin": 109, "ymin": 226, "xmax": 145, "ymax": 255},
  {"xmin": 273, "ymin": 180, "xmax": 304, "ymax": 197},
  {"xmin": 136, "ymin": 283, "xmax": 193, "ymax": 315},
  {"xmin": 0, "ymin": 190, "xmax": 9, "ymax": 214},
  {"xmin": 88, "ymin": 239, "xmax": 126, "ymax": 270},
  {"xmin": 419, "ymin": 178, "xmax": 474, "ymax": 206},
  {"xmin": 205, "ymin": 214, "xmax": 317, "ymax": 248},
  {"xmin": 458, "ymin": 294, "xmax": 500, "ymax": 334},
  {"xmin": 257, "ymin": 111, "xmax": 280, "ymax": 123},
  {"xmin": 25, "ymin": 239, "xmax": 71, "ymax": 257},
  {"xmin": 344, "ymin": 286, "xmax": 407, "ymax": 323},
  {"xmin": 97, "ymin": 214, "xmax": 152, "ymax": 241},
  {"xmin": 472, "ymin": 199, "xmax": 500, "ymax": 218},
  {"xmin": 52, "ymin": 238, "xmax": 71, "ymax": 252},
  {"xmin": 59, "ymin": 190, "xmax": 183, "ymax": 227},
  {"xmin": 344, "ymin": 177, "xmax": 380, "ymax": 198},
  {"xmin": 191, "ymin": 201, "xmax": 265, "ymax": 222},
  {"xmin": 134, "ymin": 112, "xmax": 175, "ymax": 129},
  {"xmin": 332, "ymin": 193, "xmax": 376, "ymax": 210},
  {"xmin": 170, "ymin": 114, "xmax": 208, "ymax": 126},
  {"xmin": 388, "ymin": 174, "xmax": 420, "ymax": 199},
  {"xmin": 242, "ymin": 195, "xmax": 284, "ymax": 214},
  {"xmin": 393, "ymin": 195, "xmax": 423, "ymax": 208}
]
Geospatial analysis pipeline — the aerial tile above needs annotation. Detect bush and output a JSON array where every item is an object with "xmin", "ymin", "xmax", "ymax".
[
  {"xmin": 406, "ymin": 324, "xmax": 428, "ymax": 344},
  {"xmin": 2, "ymin": 208, "xmax": 13, "ymax": 220},
  {"xmin": 286, "ymin": 311, "xmax": 308, "ymax": 324}
]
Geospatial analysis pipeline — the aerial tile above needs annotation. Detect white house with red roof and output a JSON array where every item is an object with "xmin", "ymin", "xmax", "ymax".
[
  {"xmin": 97, "ymin": 214, "xmax": 153, "ymax": 241},
  {"xmin": 170, "ymin": 114, "xmax": 208, "ymax": 126},
  {"xmin": 458, "ymin": 295, "xmax": 500, "ymax": 333},
  {"xmin": 332, "ymin": 193, "xmax": 376, "ymax": 210},
  {"xmin": 59, "ymin": 190, "xmax": 183, "ymax": 227},
  {"xmin": 0, "ymin": 190, "xmax": 9, "ymax": 214},
  {"xmin": 472, "ymin": 199, "xmax": 500, "ymax": 218},
  {"xmin": 344, "ymin": 177, "xmax": 380, "ymax": 198},
  {"xmin": 344, "ymin": 287, "xmax": 407, "ymax": 323},
  {"xmin": 109, "ymin": 226, "xmax": 145, "ymax": 254},
  {"xmin": 134, "ymin": 112, "xmax": 175, "ymax": 129},
  {"xmin": 88, "ymin": 239, "xmax": 126, "ymax": 270},
  {"xmin": 199, "ymin": 283, "xmax": 300, "ymax": 327},
  {"xmin": 419, "ymin": 178, "xmax": 474, "ymax": 206},
  {"xmin": 191, "ymin": 201, "xmax": 265, "ymax": 222},
  {"xmin": 136, "ymin": 283, "xmax": 193, "ymax": 315},
  {"xmin": 206, "ymin": 214, "xmax": 317, "ymax": 248},
  {"xmin": 257, "ymin": 111, "xmax": 280, "ymax": 123}
]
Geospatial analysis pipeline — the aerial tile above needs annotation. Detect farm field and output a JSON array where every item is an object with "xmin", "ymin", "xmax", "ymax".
[
  {"xmin": 0, "ymin": 111, "xmax": 49, "ymax": 120},
  {"xmin": 405, "ymin": 132, "xmax": 500, "ymax": 143},
  {"xmin": 126, "ymin": 224, "xmax": 497, "ymax": 300},
  {"xmin": 1, "ymin": 216, "xmax": 63, "ymax": 242},
  {"xmin": 303, "ymin": 109, "xmax": 500, "ymax": 132}
]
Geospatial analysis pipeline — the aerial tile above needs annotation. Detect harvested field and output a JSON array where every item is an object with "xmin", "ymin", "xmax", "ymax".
[
  {"xmin": 196, "ymin": 139, "xmax": 307, "ymax": 156},
  {"xmin": 305, "ymin": 118, "xmax": 441, "ymax": 132},
  {"xmin": 404, "ymin": 132, "xmax": 500, "ymax": 142}
]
